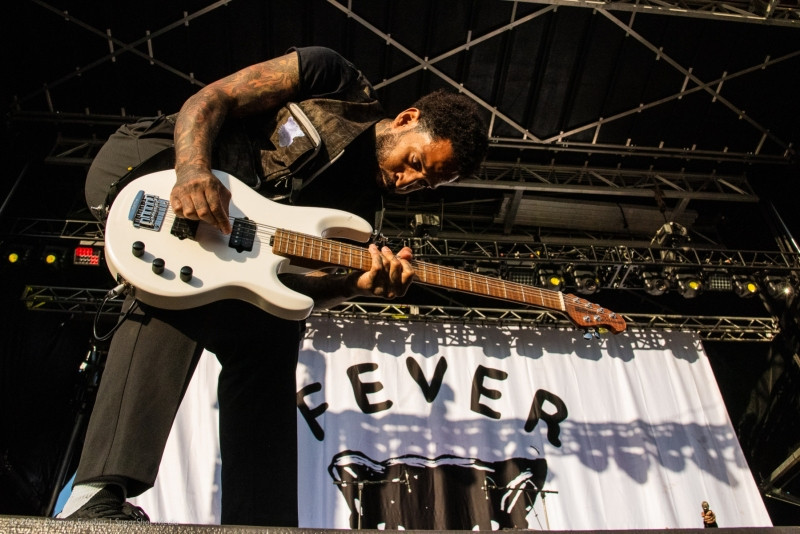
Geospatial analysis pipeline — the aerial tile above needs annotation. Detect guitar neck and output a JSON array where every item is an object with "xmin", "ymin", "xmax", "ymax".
[{"xmin": 272, "ymin": 229, "xmax": 565, "ymax": 313}]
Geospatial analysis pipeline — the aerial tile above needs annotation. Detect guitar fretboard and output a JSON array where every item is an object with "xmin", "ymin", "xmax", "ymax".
[{"xmin": 272, "ymin": 228, "xmax": 565, "ymax": 312}]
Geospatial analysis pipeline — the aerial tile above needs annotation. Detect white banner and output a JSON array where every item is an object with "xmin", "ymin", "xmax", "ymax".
[{"xmin": 134, "ymin": 317, "xmax": 771, "ymax": 529}]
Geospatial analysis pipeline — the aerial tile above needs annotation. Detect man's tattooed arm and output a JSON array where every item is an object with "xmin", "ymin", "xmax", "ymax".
[{"xmin": 169, "ymin": 52, "xmax": 301, "ymax": 232}]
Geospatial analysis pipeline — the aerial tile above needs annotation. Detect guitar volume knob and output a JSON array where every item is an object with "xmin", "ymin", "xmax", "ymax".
[
  {"xmin": 180, "ymin": 266, "xmax": 193, "ymax": 283},
  {"xmin": 152, "ymin": 258, "xmax": 165, "ymax": 275},
  {"xmin": 132, "ymin": 241, "xmax": 145, "ymax": 257}
]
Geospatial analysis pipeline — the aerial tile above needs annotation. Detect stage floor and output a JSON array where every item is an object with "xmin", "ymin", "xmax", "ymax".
[{"xmin": 2, "ymin": 516, "xmax": 800, "ymax": 534}]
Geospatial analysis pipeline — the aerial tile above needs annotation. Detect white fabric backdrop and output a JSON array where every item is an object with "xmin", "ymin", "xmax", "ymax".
[{"xmin": 132, "ymin": 317, "xmax": 771, "ymax": 529}]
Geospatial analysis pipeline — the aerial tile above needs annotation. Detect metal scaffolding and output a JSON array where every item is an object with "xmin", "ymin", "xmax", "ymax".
[
  {"xmin": 9, "ymin": 0, "xmax": 800, "ymax": 166},
  {"xmin": 19, "ymin": 285, "xmax": 779, "ymax": 342}
]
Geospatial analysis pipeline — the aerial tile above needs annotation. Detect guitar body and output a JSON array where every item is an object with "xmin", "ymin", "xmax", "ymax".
[{"xmin": 104, "ymin": 169, "xmax": 374, "ymax": 320}]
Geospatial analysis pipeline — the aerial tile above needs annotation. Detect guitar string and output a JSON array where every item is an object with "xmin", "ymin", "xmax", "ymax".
[
  {"xmin": 265, "ymin": 225, "xmax": 568, "ymax": 309},
  {"xmin": 161, "ymin": 212, "xmax": 576, "ymax": 311},
  {"xmin": 158, "ymin": 212, "xmax": 581, "ymax": 312}
]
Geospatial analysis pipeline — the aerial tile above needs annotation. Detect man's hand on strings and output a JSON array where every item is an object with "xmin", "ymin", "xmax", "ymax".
[
  {"xmin": 170, "ymin": 167, "xmax": 233, "ymax": 234},
  {"xmin": 354, "ymin": 244, "xmax": 415, "ymax": 299}
]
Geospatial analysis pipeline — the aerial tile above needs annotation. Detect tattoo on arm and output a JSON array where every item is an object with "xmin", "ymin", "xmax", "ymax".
[{"xmin": 173, "ymin": 53, "xmax": 301, "ymax": 175}]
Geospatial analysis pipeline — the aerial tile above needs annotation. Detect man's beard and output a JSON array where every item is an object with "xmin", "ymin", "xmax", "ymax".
[{"xmin": 374, "ymin": 129, "xmax": 401, "ymax": 192}]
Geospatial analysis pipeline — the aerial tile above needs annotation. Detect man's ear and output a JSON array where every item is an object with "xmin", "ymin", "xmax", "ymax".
[{"xmin": 391, "ymin": 108, "xmax": 421, "ymax": 129}]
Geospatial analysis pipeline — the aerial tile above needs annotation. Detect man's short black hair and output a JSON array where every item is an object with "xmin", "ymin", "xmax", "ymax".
[{"xmin": 412, "ymin": 89, "xmax": 488, "ymax": 179}]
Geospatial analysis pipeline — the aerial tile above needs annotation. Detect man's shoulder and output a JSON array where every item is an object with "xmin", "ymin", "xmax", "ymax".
[{"xmin": 292, "ymin": 47, "xmax": 377, "ymax": 103}]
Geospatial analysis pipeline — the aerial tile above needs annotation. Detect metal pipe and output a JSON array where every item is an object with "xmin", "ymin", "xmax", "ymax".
[{"xmin": 0, "ymin": 162, "xmax": 30, "ymax": 218}]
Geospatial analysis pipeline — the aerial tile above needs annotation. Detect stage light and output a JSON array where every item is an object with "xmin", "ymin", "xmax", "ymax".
[
  {"xmin": 539, "ymin": 268, "xmax": 564, "ymax": 292},
  {"xmin": 3, "ymin": 244, "xmax": 32, "ymax": 265},
  {"xmin": 642, "ymin": 270, "xmax": 669, "ymax": 296},
  {"xmin": 73, "ymin": 245, "xmax": 103, "ymax": 266},
  {"xmin": 674, "ymin": 272, "xmax": 704, "ymax": 299},
  {"xmin": 410, "ymin": 213, "xmax": 440, "ymax": 237},
  {"xmin": 7, "ymin": 250, "xmax": 23, "ymax": 264},
  {"xmin": 41, "ymin": 246, "xmax": 67, "ymax": 269},
  {"xmin": 706, "ymin": 271, "xmax": 732, "ymax": 292},
  {"xmin": 508, "ymin": 269, "xmax": 536, "ymax": 286},
  {"xmin": 653, "ymin": 222, "xmax": 689, "ymax": 248},
  {"xmin": 572, "ymin": 268, "xmax": 599, "ymax": 295},
  {"xmin": 732, "ymin": 275, "xmax": 759, "ymax": 299},
  {"xmin": 764, "ymin": 275, "xmax": 794, "ymax": 300}
]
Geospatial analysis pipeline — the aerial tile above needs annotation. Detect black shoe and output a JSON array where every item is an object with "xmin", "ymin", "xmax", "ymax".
[{"xmin": 64, "ymin": 487, "xmax": 150, "ymax": 522}]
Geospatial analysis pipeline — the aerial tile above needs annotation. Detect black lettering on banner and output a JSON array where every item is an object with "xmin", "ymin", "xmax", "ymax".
[
  {"xmin": 525, "ymin": 389, "xmax": 568, "ymax": 446},
  {"xmin": 296, "ymin": 382, "xmax": 328, "ymax": 441},
  {"xmin": 405, "ymin": 356, "xmax": 448, "ymax": 402},
  {"xmin": 470, "ymin": 365, "xmax": 508, "ymax": 420},
  {"xmin": 347, "ymin": 362, "xmax": 393, "ymax": 414}
]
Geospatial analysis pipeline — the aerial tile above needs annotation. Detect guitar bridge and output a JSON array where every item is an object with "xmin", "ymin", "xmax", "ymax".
[{"xmin": 129, "ymin": 190, "xmax": 168, "ymax": 231}]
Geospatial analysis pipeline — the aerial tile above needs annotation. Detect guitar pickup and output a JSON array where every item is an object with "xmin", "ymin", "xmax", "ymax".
[
  {"xmin": 170, "ymin": 217, "xmax": 200, "ymax": 240},
  {"xmin": 229, "ymin": 217, "xmax": 257, "ymax": 252}
]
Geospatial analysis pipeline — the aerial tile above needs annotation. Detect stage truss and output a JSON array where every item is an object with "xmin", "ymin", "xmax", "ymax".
[{"xmin": 19, "ymin": 285, "xmax": 778, "ymax": 342}]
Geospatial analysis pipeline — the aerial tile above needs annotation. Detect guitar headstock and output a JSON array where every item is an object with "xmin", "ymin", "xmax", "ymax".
[{"xmin": 563, "ymin": 293, "xmax": 627, "ymax": 334}]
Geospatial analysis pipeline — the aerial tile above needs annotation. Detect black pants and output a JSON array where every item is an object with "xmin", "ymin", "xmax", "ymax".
[{"xmin": 75, "ymin": 118, "xmax": 301, "ymax": 526}]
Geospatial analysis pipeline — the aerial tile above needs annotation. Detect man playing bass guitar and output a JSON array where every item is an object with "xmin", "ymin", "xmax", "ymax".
[{"xmin": 58, "ymin": 46, "xmax": 488, "ymax": 526}]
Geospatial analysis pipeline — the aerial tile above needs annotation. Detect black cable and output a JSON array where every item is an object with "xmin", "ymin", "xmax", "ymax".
[{"xmin": 92, "ymin": 283, "xmax": 138, "ymax": 341}]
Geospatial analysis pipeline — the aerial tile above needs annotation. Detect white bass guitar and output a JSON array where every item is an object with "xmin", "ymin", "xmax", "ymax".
[{"xmin": 104, "ymin": 170, "xmax": 626, "ymax": 333}]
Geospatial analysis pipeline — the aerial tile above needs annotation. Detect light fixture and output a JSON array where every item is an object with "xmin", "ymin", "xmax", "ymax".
[
  {"xmin": 706, "ymin": 271, "xmax": 732, "ymax": 292},
  {"xmin": 42, "ymin": 247, "xmax": 67, "ymax": 268},
  {"xmin": 410, "ymin": 213, "xmax": 441, "ymax": 237},
  {"xmin": 572, "ymin": 267, "xmax": 599, "ymax": 295},
  {"xmin": 508, "ymin": 269, "xmax": 536, "ymax": 286},
  {"xmin": 674, "ymin": 272, "xmax": 704, "ymax": 299},
  {"xmin": 5, "ymin": 245, "xmax": 31, "ymax": 265},
  {"xmin": 474, "ymin": 262, "xmax": 500, "ymax": 277},
  {"xmin": 653, "ymin": 222, "xmax": 689, "ymax": 248},
  {"xmin": 732, "ymin": 274, "xmax": 759, "ymax": 299},
  {"xmin": 764, "ymin": 275, "xmax": 794, "ymax": 300},
  {"xmin": 73, "ymin": 244, "xmax": 103, "ymax": 266},
  {"xmin": 538, "ymin": 268, "xmax": 564, "ymax": 292},
  {"xmin": 642, "ymin": 270, "xmax": 669, "ymax": 296}
]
